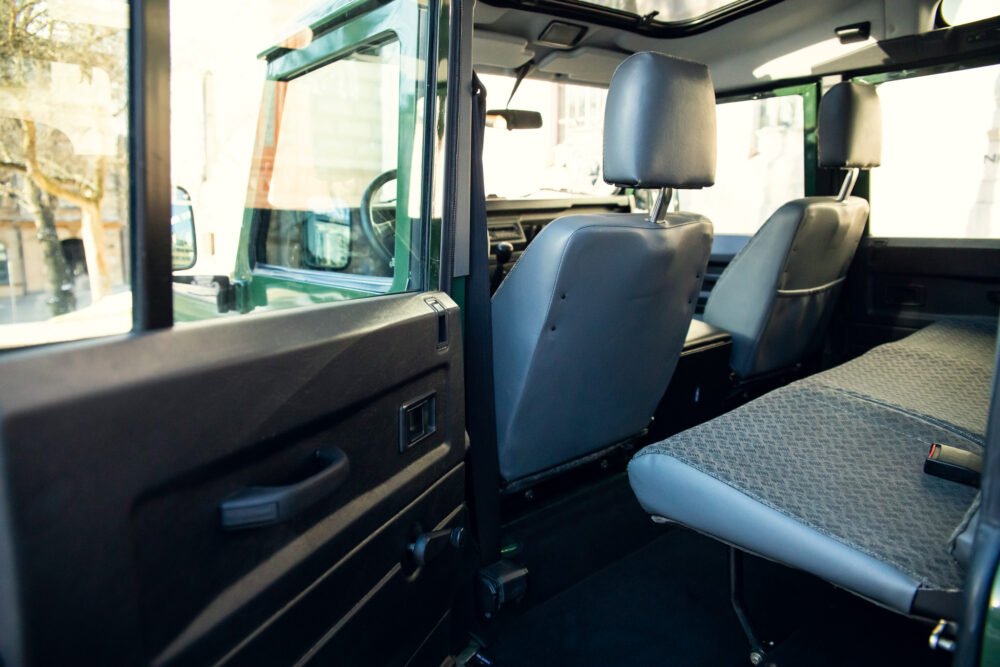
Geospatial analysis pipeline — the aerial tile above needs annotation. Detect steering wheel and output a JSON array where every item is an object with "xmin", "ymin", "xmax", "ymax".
[{"xmin": 360, "ymin": 169, "xmax": 398, "ymax": 264}]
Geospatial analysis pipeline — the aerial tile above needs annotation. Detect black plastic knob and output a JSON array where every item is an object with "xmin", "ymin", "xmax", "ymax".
[{"xmin": 495, "ymin": 241, "xmax": 514, "ymax": 265}]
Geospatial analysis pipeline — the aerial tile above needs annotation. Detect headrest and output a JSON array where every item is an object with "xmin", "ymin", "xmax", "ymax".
[
  {"xmin": 818, "ymin": 82, "xmax": 882, "ymax": 169},
  {"xmin": 603, "ymin": 52, "xmax": 716, "ymax": 190}
]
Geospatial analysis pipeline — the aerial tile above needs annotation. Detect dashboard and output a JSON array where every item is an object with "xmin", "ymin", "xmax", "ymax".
[{"xmin": 486, "ymin": 195, "xmax": 633, "ymax": 271}]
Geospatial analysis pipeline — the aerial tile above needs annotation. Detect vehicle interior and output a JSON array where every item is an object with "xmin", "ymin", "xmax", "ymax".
[
  {"xmin": 459, "ymin": 1, "xmax": 1000, "ymax": 664},
  {"xmin": 0, "ymin": 0, "xmax": 999, "ymax": 665}
]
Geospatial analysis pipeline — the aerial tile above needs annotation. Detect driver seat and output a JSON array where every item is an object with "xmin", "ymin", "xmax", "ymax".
[{"xmin": 492, "ymin": 52, "xmax": 717, "ymax": 486}]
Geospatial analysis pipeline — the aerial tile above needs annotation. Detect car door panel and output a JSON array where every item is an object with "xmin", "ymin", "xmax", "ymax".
[
  {"xmin": 0, "ymin": 292, "xmax": 465, "ymax": 666},
  {"xmin": 172, "ymin": 467, "xmax": 466, "ymax": 666}
]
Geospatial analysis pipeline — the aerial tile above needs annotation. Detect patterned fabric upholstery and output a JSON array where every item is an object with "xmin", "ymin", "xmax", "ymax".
[
  {"xmin": 629, "ymin": 318, "xmax": 997, "ymax": 602},
  {"xmin": 633, "ymin": 384, "xmax": 979, "ymax": 589},
  {"xmin": 801, "ymin": 320, "xmax": 997, "ymax": 444}
]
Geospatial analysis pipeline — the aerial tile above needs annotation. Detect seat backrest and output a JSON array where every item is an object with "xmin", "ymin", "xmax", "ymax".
[
  {"xmin": 492, "ymin": 52, "xmax": 717, "ymax": 484},
  {"xmin": 703, "ymin": 82, "xmax": 882, "ymax": 379}
]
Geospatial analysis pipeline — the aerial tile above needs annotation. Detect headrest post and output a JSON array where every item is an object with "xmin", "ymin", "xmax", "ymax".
[
  {"xmin": 837, "ymin": 168, "xmax": 860, "ymax": 202},
  {"xmin": 648, "ymin": 188, "xmax": 672, "ymax": 224}
]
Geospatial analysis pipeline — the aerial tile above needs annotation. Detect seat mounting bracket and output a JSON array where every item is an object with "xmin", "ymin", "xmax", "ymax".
[{"xmin": 731, "ymin": 547, "xmax": 780, "ymax": 667}]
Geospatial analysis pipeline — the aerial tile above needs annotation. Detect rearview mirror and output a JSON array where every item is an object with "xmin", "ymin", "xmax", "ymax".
[
  {"xmin": 171, "ymin": 186, "xmax": 197, "ymax": 271},
  {"xmin": 485, "ymin": 109, "xmax": 543, "ymax": 131}
]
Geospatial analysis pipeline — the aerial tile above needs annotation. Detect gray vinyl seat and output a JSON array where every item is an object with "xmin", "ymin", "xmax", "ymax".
[
  {"xmin": 628, "ymin": 318, "xmax": 998, "ymax": 617},
  {"xmin": 492, "ymin": 52, "xmax": 717, "ymax": 485},
  {"xmin": 702, "ymin": 82, "xmax": 882, "ymax": 380}
]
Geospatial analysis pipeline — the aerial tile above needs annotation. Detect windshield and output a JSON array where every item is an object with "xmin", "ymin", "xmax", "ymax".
[{"xmin": 480, "ymin": 74, "xmax": 615, "ymax": 199}]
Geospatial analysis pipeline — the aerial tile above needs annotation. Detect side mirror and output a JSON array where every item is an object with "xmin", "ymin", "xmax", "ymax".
[
  {"xmin": 303, "ymin": 211, "xmax": 351, "ymax": 270},
  {"xmin": 171, "ymin": 186, "xmax": 197, "ymax": 271},
  {"xmin": 485, "ymin": 109, "xmax": 543, "ymax": 131}
]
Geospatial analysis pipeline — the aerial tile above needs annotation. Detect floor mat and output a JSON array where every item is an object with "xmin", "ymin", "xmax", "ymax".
[
  {"xmin": 489, "ymin": 529, "xmax": 747, "ymax": 667},
  {"xmin": 487, "ymin": 529, "xmax": 951, "ymax": 667}
]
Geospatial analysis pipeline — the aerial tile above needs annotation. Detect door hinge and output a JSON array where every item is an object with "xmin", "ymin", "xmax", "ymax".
[{"xmin": 216, "ymin": 277, "xmax": 252, "ymax": 314}]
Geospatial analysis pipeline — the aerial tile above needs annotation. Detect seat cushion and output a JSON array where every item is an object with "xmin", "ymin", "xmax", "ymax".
[
  {"xmin": 800, "ymin": 319, "xmax": 997, "ymax": 444},
  {"xmin": 629, "ymin": 382, "xmax": 981, "ymax": 613}
]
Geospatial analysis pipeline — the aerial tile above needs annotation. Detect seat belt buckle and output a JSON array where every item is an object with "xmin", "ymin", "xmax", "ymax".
[{"xmin": 924, "ymin": 443, "xmax": 981, "ymax": 488}]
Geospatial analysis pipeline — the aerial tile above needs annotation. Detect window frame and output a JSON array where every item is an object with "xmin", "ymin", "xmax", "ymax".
[{"xmin": 130, "ymin": 0, "xmax": 174, "ymax": 332}]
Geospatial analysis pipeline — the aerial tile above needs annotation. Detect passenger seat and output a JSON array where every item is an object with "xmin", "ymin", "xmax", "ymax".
[
  {"xmin": 492, "ymin": 52, "xmax": 716, "ymax": 486},
  {"xmin": 702, "ymin": 82, "xmax": 882, "ymax": 380}
]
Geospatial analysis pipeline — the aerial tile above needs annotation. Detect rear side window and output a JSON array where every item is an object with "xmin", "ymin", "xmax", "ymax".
[
  {"xmin": 867, "ymin": 64, "xmax": 1000, "ymax": 239},
  {"xmin": 672, "ymin": 94, "xmax": 806, "ymax": 235}
]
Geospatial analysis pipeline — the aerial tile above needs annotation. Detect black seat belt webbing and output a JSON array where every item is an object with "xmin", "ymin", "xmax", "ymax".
[{"xmin": 464, "ymin": 73, "xmax": 502, "ymax": 564}]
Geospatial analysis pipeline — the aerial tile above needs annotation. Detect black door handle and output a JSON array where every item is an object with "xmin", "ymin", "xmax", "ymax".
[{"xmin": 220, "ymin": 448, "xmax": 349, "ymax": 530}]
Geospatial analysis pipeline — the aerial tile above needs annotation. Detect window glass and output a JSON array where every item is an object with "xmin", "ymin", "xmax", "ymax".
[
  {"xmin": 258, "ymin": 41, "xmax": 401, "ymax": 278},
  {"xmin": 940, "ymin": 0, "xmax": 999, "ymax": 26},
  {"xmin": 0, "ymin": 0, "xmax": 131, "ymax": 349},
  {"xmin": 170, "ymin": 0, "xmax": 444, "ymax": 320},
  {"xmin": 480, "ymin": 74, "xmax": 614, "ymax": 199},
  {"xmin": 672, "ymin": 95, "xmax": 805, "ymax": 235},
  {"xmin": 868, "ymin": 64, "xmax": 1000, "ymax": 239}
]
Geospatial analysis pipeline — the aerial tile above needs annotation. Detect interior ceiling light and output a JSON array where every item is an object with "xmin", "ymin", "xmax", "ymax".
[{"xmin": 538, "ymin": 21, "xmax": 588, "ymax": 48}]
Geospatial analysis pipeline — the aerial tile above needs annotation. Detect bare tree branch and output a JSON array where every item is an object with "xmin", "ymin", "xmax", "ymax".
[{"xmin": 21, "ymin": 119, "xmax": 93, "ymax": 209}]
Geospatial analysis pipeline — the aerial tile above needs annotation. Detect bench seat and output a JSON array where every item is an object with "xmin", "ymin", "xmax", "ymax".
[{"xmin": 628, "ymin": 319, "xmax": 997, "ymax": 616}]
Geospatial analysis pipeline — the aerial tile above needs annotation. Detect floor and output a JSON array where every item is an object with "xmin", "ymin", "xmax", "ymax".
[{"xmin": 485, "ymin": 478, "xmax": 952, "ymax": 667}]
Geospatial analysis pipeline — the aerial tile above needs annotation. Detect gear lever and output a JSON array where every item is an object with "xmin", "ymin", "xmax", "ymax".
[{"xmin": 492, "ymin": 241, "xmax": 514, "ymax": 292}]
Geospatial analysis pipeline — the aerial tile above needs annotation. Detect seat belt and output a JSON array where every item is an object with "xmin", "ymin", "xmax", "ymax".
[{"xmin": 464, "ymin": 73, "xmax": 502, "ymax": 565}]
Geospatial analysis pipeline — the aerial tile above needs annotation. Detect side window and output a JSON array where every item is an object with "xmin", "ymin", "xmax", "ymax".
[
  {"xmin": 0, "ymin": 0, "xmax": 131, "ymax": 348},
  {"xmin": 256, "ymin": 41, "xmax": 401, "ymax": 280},
  {"xmin": 171, "ymin": 0, "xmax": 443, "ymax": 321},
  {"xmin": 672, "ymin": 94, "xmax": 806, "ymax": 235},
  {"xmin": 0, "ymin": 0, "xmax": 443, "ymax": 348},
  {"xmin": 867, "ymin": 64, "xmax": 1000, "ymax": 239}
]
